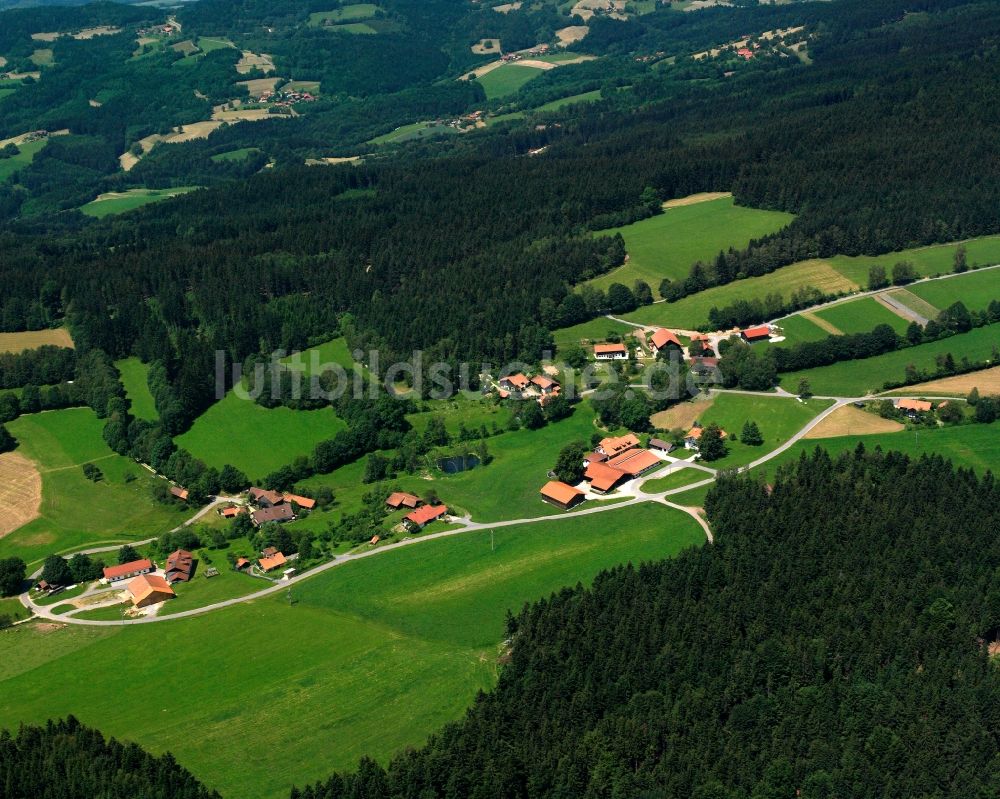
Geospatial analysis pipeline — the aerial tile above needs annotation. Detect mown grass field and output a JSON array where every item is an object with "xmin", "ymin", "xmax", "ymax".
[
  {"xmin": 80, "ymin": 186, "xmax": 200, "ymax": 218},
  {"xmin": 115, "ymin": 357, "xmax": 157, "ymax": 420},
  {"xmin": 586, "ymin": 197, "xmax": 794, "ymax": 297},
  {"xmin": 308, "ymin": 4, "xmax": 378, "ymax": 25},
  {"xmin": 368, "ymin": 120, "xmax": 460, "ymax": 145},
  {"xmin": 477, "ymin": 64, "xmax": 545, "ymax": 99},
  {"xmin": 640, "ymin": 467, "xmax": 707, "ymax": 493},
  {"xmin": 779, "ymin": 322, "xmax": 1000, "ymax": 396},
  {"xmin": 823, "ymin": 235, "xmax": 1000, "ymax": 286},
  {"xmin": 624, "ymin": 259, "xmax": 858, "ymax": 330},
  {"xmin": 688, "ymin": 393, "xmax": 833, "ymax": 469},
  {"xmin": 908, "ymin": 267, "xmax": 1000, "ymax": 312},
  {"xmin": 210, "ymin": 146, "xmax": 260, "ymax": 162},
  {"xmin": 812, "ymin": 296, "xmax": 911, "ymax": 335},
  {"xmin": 534, "ymin": 89, "xmax": 602, "ymax": 111},
  {"xmin": 0, "ymin": 138, "xmax": 47, "ymax": 183},
  {"xmin": 0, "ymin": 502, "xmax": 703, "ymax": 799},
  {"xmin": 0, "ymin": 408, "xmax": 189, "ymax": 567},
  {"xmin": 776, "ymin": 313, "xmax": 832, "ymax": 343},
  {"xmin": 553, "ymin": 316, "xmax": 638, "ymax": 352},
  {"xmin": 753, "ymin": 422, "xmax": 1000, "ymax": 483},
  {"xmin": 0, "ymin": 327, "xmax": 73, "ymax": 354},
  {"xmin": 176, "ymin": 391, "xmax": 347, "ymax": 478}
]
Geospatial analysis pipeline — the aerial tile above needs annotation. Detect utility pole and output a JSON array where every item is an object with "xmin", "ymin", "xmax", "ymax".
[{"xmin": 490, "ymin": 529, "xmax": 495, "ymax": 552}]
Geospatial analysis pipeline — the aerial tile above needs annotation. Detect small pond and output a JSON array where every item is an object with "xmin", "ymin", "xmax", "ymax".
[{"xmin": 437, "ymin": 454, "xmax": 481, "ymax": 474}]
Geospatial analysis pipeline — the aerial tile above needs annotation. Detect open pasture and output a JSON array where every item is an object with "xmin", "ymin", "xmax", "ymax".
[
  {"xmin": 0, "ymin": 408, "xmax": 189, "ymax": 566},
  {"xmin": 883, "ymin": 365, "xmax": 1000, "ymax": 397},
  {"xmin": 308, "ymin": 4, "xmax": 379, "ymax": 25},
  {"xmin": 623, "ymin": 258, "xmax": 858, "ymax": 330},
  {"xmin": 80, "ymin": 187, "xmax": 200, "ymax": 218},
  {"xmin": 812, "ymin": 296, "xmax": 911, "ymax": 335},
  {"xmin": 115, "ymin": 358, "xmax": 157, "ymax": 420},
  {"xmin": 776, "ymin": 313, "xmax": 831, "ymax": 343},
  {"xmin": 0, "ymin": 137, "xmax": 47, "ymax": 184},
  {"xmin": 907, "ymin": 267, "xmax": 1000, "ymax": 312},
  {"xmin": 823, "ymin": 235, "xmax": 1000, "ymax": 286},
  {"xmin": 0, "ymin": 327, "xmax": 72, "ymax": 354},
  {"xmin": 586, "ymin": 197, "xmax": 793, "ymax": 297},
  {"xmin": 477, "ymin": 63, "xmax": 546, "ymax": 99},
  {"xmin": 553, "ymin": 315, "xmax": 638, "ymax": 352},
  {"xmin": 0, "ymin": 501, "xmax": 703, "ymax": 799},
  {"xmin": 779, "ymin": 322, "xmax": 1000, "ymax": 396}
]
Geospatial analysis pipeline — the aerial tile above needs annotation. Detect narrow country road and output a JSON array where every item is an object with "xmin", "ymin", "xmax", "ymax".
[{"xmin": 17, "ymin": 394, "xmax": 949, "ymax": 627}]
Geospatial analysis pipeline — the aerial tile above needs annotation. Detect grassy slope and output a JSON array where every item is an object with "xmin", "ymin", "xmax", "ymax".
[
  {"xmin": 622, "ymin": 259, "xmax": 858, "ymax": 329},
  {"xmin": 813, "ymin": 296, "xmax": 911, "ymax": 335},
  {"xmin": 553, "ymin": 316, "xmax": 638, "ymax": 351},
  {"xmin": 477, "ymin": 64, "xmax": 545, "ymax": 100},
  {"xmin": 0, "ymin": 409, "xmax": 189, "ymax": 566},
  {"xmin": 779, "ymin": 322, "xmax": 1000, "ymax": 395},
  {"xmin": 586, "ymin": 197, "xmax": 794, "ymax": 295},
  {"xmin": 176, "ymin": 392, "xmax": 347, "ymax": 478},
  {"xmin": 777, "ymin": 313, "xmax": 831, "ymax": 343},
  {"xmin": 908, "ymin": 267, "xmax": 1000, "ymax": 312},
  {"xmin": 115, "ymin": 357, "xmax": 157, "ymax": 420},
  {"xmin": 0, "ymin": 138, "xmax": 46, "ymax": 183},
  {"xmin": 0, "ymin": 502, "xmax": 703, "ymax": 799}
]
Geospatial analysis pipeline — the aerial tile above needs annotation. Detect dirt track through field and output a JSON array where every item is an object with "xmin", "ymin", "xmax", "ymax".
[
  {"xmin": 663, "ymin": 192, "xmax": 732, "ymax": 208},
  {"xmin": 803, "ymin": 405, "xmax": 904, "ymax": 439},
  {"xmin": 801, "ymin": 311, "xmax": 841, "ymax": 336},
  {"xmin": 0, "ymin": 452, "xmax": 42, "ymax": 538}
]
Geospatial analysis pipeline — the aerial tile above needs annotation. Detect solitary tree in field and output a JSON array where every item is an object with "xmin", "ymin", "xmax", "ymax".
[
  {"xmin": 740, "ymin": 420, "xmax": 764, "ymax": 446},
  {"xmin": 953, "ymin": 244, "xmax": 968, "ymax": 273},
  {"xmin": 797, "ymin": 378, "xmax": 812, "ymax": 399}
]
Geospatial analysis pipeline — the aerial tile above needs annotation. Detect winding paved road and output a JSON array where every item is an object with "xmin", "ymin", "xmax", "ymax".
[{"xmin": 18, "ymin": 393, "xmax": 947, "ymax": 627}]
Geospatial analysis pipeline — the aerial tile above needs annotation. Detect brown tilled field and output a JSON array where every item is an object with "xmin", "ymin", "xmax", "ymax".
[
  {"xmin": 0, "ymin": 452, "xmax": 42, "ymax": 538},
  {"xmin": 804, "ymin": 405, "xmax": 904, "ymax": 439},
  {"xmin": 0, "ymin": 328, "xmax": 73, "ymax": 354},
  {"xmin": 650, "ymin": 397, "xmax": 714, "ymax": 432}
]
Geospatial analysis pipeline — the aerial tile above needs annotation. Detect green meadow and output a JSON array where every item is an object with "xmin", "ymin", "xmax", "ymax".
[
  {"xmin": 0, "ymin": 408, "xmax": 189, "ymax": 566},
  {"xmin": 368, "ymin": 120, "xmax": 460, "ymax": 145},
  {"xmin": 176, "ymin": 391, "xmax": 347, "ymax": 478},
  {"xmin": 553, "ymin": 315, "xmax": 638, "ymax": 352},
  {"xmin": 534, "ymin": 89, "xmax": 602, "ymax": 111},
  {"xmin": 688, "ymin": 393, "xmax": 833, "ymax": 469},
  {"xmin": 80, "ymin": 187, "xmax": 201, "ymax": 218},
  {"xmin": 308, "ymin": 4, "xmax": 378, "ymax": 25},
  {"xmin": 586, "ymin": 197, "xmax": 794, "ymax": 296},
  {"xmin": 640, "ymin": 466, "xmax": 707, "ymax": 493},
  {"xmin": 0, "ymin": 138, "xmax": 47, "ymax": 183},
  {"xmin": 907, "ymin": 267, "xmax": 1000, "ymax": 312},
  {"xmin": 779, "ymin": 322, "xmax": 1000, "ymax": 396},
  {"xmin": 0, "ymin": 502, "xmax": 703, "ymax": 799},
  {"xmin": 776, "ymin": 313, "xmax": 832, "ymax": 343},
  {"xmin": 812, "ymin": 296, "xmax": 911, "ymax": 335},
  {"xmin": 823, "ymin": 235, "xmax": 1000, "ymax": 286},
  {"xmin": 477, "ymin": 64, "xmax": 545, "ymax": 100},
  {"xmin": 115, "ymin": 357, "xmax": 157, "ymax": 420},
  {"xmin": 621, "ymin": 258, "xmax": 858, "ymax": 330},
  {"xmin": 752, "ymin": 423, "xmax": 1000, "ymax": 483},
  {"xmin": 210, "ymin": 146, "xmax": 260, "ymax": 162}
]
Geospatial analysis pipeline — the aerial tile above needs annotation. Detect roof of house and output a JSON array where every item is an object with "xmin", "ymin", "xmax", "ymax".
[
  {"xmin": 594, "ymin": 342, "xmax": 627, "ymax": 355},
  {"xmin": 221, "ymin": 506, "xmax": 244, "ymax": 517},
  {"xmin": 500, "ymin": 373, "xmax": 531, "ymax": 389},
  {"xmin": 170, "ymin": 486, "xmax": 189, "ymax": 500},
  {"xmin": 252, "ymin": 504, "xmax": 295, "ymax": 524},
  {"xmin": 531, "ymin": 375, "xmax": 558, "ymax": 390},
  {"xmin": 586, "ymin": 451, "xmax": 608, "ymax": 463},
  {"xmin": 259, "ymin": 552, "xmax": 287, "ymax": 572},
  {"xmin": 165, "ymin": 549, "xmax": 193, "ymax": 575},
  {"xmin": 599, "ymin": 433, "xmax": 639, "ymax": 456},
  {"xmin": 497, "ymin": 389, "xmax": 511, "ymax": 399},
  {"xmin": 370, "ymin": 535, "xmax": 380, "ymax": 545},
  {"xmin": 386, "ymin": 491, "xmax": 421, "ymax": 509},
  {"xmin": 103, "ymin": 559, "xmax": 153, "ymax": 581},
  {"xmin": 235, "ymin": 557, "xmax": 250, "ymax": 568},
  {"xmin": 686, "ymin": 425, "xmax": 728, "ymax": 441},
  {"xmin": 540, "ymin": 481, "xmax": 584, "ymax": 505},
  {"xmin": 283, "ymin": 493, "xmax": 316, "ymax": 509},
  {"xmin": 690, "ymin": 356, "xmax": 720, "ymax": 368},
  {"xmin": 127, "ymin": 574, "xmax": 175, "ymax": 604},
  {"xmin": 249, "ymin": 487, "xmax": 284, "ymax": 505},
  {"xmin": 650, "ymin": 328, "xmax": 681, "ymax": 350},
  {"xmin": 607, "ymin": 448, "xmax": 661, "ymax": 476},
  {"xmin": 648, "ymin": 437, "xmax": 673, "ymax": 451},
  {"xmin": 898, "ymin": 398, "xmax": 933, "ymax": 412},
  {"xmin": 584, "ymin": 462, "xmax": 626, "ymax": 492},
  {"xmin": 405, "ymin": 504, "xmax": 448, "ymax": 526},
  {"xmin": 742, "ymin": 325, "xmax": 771, "ymax": 340}
]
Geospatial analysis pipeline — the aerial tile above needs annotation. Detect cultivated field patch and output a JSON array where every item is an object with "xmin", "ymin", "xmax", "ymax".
[
  {"xmin": 804, "ymin": 405, "xmax": 904, "ymax": 439},
  {"xmin": 885, "ymin": 288, "xmax": 940, "ymax": 322},
  {"xmin": 662, "ymin": 191, "xmax": 732, "ymax": 208},
  {"xmin": 472, "ymin": 38, "xmax": 501, "ymax": 54},
  {"xmin": 586, "ymin": 196, "xmax": 794, "ymax": 297},
  {"xmin": 237, "ymin": 77, "xmax": 280, "ymax": 97},
  {"xmin": 0, "ymin": 452, "xmax": 42, "ymax": 538},
  {"xmin": 236, "ymin": 51, "xmax": 276, "ymax": 75},
  {"xmin": 555, "ymin": 25, "xmax": 589, "ymax": 45},
  {"xmin": 622, "ymin": 258, "xmax": 856, "ymax": 330},
  {"xmin": 0, "ymin": 328, "xmax": 73, "ymax": 354},
  {"xmin": 813, "ymin": 296, "xmax": 911, "ymax": 335},
  {"xmin": 883, "ymin": 366, "xmax": 1000, "ymax": 397},
  {"xmin": 80, "ymin": 187, "xmax": 200, "ymax": 218},
  {"xmin": 476, "ymin": 63, "xmax": 546, "ymax": 99},
  {"xmin": 650, "ymin": 396, "xmax": 714, "ymax": 431},
  {"xmin": 907, "ymin": 267, "xmax": 1000, "ymax": 313}
]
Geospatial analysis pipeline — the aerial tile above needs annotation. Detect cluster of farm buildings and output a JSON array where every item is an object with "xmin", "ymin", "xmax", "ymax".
[{"xmin": 592, "ymin": 324, "xmax": 774, "ymax": 362}]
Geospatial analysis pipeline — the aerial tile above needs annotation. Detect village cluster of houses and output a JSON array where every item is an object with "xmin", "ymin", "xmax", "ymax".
[
  {"xmin": 386, "ymin": 491, "xmax": 449, "ymax": 532},
  {"xmin": 95, "ymin": 547, "xmax": 197, "ymax": 609},
  {"xmin": 497, "ymin": 372, "xmax": 561, "ymax": 402},
  {"xmin": 593, "ymin": 324, "xmax": 774, "ymax": 364},
  {"xmin": 539, "ymin": 433, "xmax": 675, "ymax": 509},
  {"xmin": 500, "ymin": 44, "xmax": 549, "ymax": 63},
  {"xmin": 258, "ymin": 88, "xmax": 317, "ymax": 108}
]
